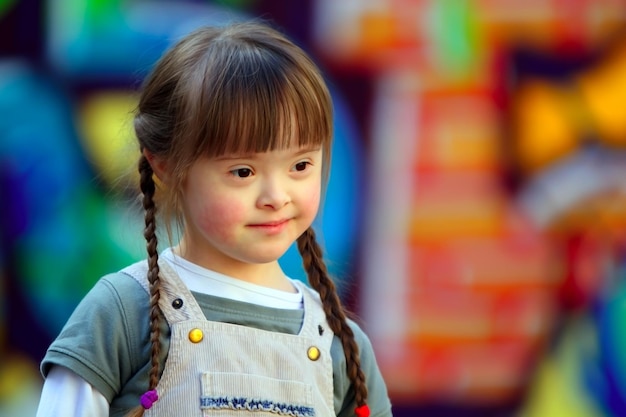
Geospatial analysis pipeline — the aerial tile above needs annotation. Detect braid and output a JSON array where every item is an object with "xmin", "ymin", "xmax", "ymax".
[
  {"xmin": 297, "ymin": 227, "xmax": 368, "ymax": 408},
  {"xmin": 126, "ymin": 155, "xmax": 163, "ymax": 417}
]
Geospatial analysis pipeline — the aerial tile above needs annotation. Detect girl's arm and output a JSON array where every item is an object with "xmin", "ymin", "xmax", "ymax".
[
  {"xmin": 334, "ymin": 319, "xmax": 393, "ymax": 417},
  {"xmin": 36, "ymin": 366, "xmax": 109, "ymax": 417}
]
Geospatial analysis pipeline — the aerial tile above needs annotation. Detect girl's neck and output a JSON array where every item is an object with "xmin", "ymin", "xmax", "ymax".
[{"xmin": 172, "ymin": 243, "xmax": 296, "ymax": 293}]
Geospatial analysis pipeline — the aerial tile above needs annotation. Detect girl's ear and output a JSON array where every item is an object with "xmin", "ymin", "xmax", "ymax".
[{"xmin": 143, "ymin": 149, "xmax": 169, "ymax": 184}]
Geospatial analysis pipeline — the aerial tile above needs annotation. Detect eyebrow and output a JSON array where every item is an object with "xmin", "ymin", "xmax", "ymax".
[{"xmin": 293, "ymin": 146, "xmax": 322, "ymax": 156}]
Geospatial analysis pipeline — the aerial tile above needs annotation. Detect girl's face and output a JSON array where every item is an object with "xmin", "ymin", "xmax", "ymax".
[{"xmin": 177, "ymin": 143, "xmax": 323, "ymax": 278}]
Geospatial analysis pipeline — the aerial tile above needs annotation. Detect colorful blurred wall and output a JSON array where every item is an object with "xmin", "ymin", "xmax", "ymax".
[{"xmin": 3, "ymin": 1, "xmax": 626, "ymax": 416}]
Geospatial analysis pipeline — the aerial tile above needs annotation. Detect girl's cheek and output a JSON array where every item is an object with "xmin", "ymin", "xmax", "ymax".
[
  {"xmin": 301, "ymin": 186, "xmax": 322, "ymax": 218},
  {"xmin": 198, "ymin": 199, "xmax": 245, "ymax": 239}
]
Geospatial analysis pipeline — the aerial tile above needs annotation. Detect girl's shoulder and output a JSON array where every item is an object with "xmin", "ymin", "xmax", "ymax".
[
  {"xmin": 40, "ymin": 266, "xmax": 152, "ymax": 402},
  {"xmin": 63, "ymin": 264, "xmax": 150, "ymax": 323}
]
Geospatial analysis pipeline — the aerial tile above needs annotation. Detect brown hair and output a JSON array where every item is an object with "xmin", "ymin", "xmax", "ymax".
[{"xmin": 129, "ymin": 21, "xmax": 367, "ymax": 416}]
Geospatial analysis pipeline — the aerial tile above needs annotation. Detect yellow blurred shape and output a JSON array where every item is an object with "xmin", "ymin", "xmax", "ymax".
[
  {"xmin": 425, "ymin": 97, "xmax": 501, "ymax": 170},
  {"xmin": 0, "ymin": 354, "xmax": 42, "ymax": 416},
  {"xmin": 360, "ymin": 11, "xmax": 396, "ymax": 55},
  {"xmin": 517, "ymin": 317, "xmax": 602, "ymax": 417},
  {"xmin": 409, "ymin": 197, "xmax": 505, "ymax": 241},
  {"xmin": 577, "ymin": 41, "xmax": 626, "ymax": 146},
  {"xmin": 78, "ymin": 91, "xmax": 140, "ymax": 190},
  {"xmin": 512, "ymin": 80, "xmax": 579, "ymax": 174}
]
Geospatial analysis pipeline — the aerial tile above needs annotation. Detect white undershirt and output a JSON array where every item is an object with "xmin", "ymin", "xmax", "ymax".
[
  {"xmin": 161, "ymin": 247, "xmax": 303, "ymax": 309},
  {"xmin": 36, "ymin": 249, "xmax": 304, "ymax": 417},
  {"xmin": 36, "ymin": 367, "xmax": 108, "ymax": 417}
]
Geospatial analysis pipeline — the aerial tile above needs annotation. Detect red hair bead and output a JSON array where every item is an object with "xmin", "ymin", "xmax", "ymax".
[{"xmin": 355, "ymin": 404, "xmax": 370, "ymax": 417}]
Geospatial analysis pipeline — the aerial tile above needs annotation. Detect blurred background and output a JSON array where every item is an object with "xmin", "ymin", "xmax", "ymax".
[{"xmin": 3, "ymin": 0, "xmax": 626, "ymax": 416}]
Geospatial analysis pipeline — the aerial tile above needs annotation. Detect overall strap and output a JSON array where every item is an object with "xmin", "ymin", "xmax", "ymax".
[
  {"xmin": 121, "ymin": 259, "xmax": 206, "ymax": 322},
  {"xmin": 293, "ymin": 280, "xmax": 334, "ymax": 350}
]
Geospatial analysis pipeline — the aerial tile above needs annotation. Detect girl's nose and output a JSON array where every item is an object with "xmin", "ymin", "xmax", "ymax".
[{"xmin": 256, "ymin": 178, "xmax": 291, "ymax": 210}]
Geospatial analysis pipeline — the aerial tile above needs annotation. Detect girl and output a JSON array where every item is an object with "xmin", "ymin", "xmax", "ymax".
[{"xmin": 36, "ymin": 21, "xmax": 392, "ymax": 417}]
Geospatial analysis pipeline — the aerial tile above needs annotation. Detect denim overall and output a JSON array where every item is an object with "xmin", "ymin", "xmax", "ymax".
[{"xmin": 123, "ymin": 260, "xmax": 335, "ymax": 417}]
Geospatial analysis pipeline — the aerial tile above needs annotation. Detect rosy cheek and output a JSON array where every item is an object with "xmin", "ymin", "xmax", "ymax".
[
  {"xmin": 302, "ymin": 186, "xmax": 322, "ymax": 217},
  {"xmin": 197, "ymin": 200, "xmax": 245, "ymax": 241}
]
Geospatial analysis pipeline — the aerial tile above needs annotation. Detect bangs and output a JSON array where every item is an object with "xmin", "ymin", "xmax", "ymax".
[{"xmin": 178, "ymin": 38, "xmax": 332, "ymax": 159}]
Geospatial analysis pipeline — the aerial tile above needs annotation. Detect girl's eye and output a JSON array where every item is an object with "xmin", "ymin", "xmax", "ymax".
[
  {"xmin": 231, "ymin": 168, "xmax": 253, "ymax": 178},
  {"xmin": 293, "ymin": 161, "xmax": 310, "ymax": 172}
]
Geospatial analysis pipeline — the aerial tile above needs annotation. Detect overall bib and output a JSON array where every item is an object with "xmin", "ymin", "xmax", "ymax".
[{"xmin": 123, "ymin": 260, "xmax": 336, "ymax": 417}]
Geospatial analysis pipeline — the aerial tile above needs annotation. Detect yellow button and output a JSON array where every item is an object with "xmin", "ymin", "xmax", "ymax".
[
  {"xmin": 307, "ymin": 346, "xmax": 321, "ymax": 361},
  {"xmin": 188, "ymin": 328, "xmax": 203, "ymax": 343}
]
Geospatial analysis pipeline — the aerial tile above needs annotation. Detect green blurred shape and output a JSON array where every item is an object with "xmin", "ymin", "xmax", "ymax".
[
  {"xmin": 213, "ymin": 0, "xmax": 257, "ymax": 8},
  {"xmin": 16, "ymin": 184, "xmax": 143, "ymax": 335},
  {"xmin": 0, "ymin": 0, "xmax": 16, "ymax": 19},
  {"xmin": 431, "ymin": 0, "xmax": 483, "ymax": 82}
]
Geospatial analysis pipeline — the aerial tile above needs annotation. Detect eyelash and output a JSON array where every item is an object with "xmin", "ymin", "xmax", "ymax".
[
  {"xmin": 293, "ymin": 161, "xmax": 311, "ymax": 172},
  {"xmin": 228, "ymin": 160, "xmax": 313, "ymax": 179},
  {"xmin": 230, "ymin": 167, "xmax": 253, "ymax": 178}
]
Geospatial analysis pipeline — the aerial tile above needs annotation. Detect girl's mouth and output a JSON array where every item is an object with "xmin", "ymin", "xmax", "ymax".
[{"xmin": 248, "ymin": 219, "xmax": 290, "ymax": 234}]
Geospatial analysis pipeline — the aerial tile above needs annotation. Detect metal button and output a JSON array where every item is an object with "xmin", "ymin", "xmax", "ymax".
[
  {"xmin": 307, "ymin": 346, "xmax": 321, "ymax": 361},
  {"xmin": 188, "ymin": 328, "xmax": 203, "ymax": 343}
]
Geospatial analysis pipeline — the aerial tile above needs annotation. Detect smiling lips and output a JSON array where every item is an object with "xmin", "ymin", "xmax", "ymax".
[{"xmin": 247, "ymin": 219, "xmax": 290, "ymax": 233}]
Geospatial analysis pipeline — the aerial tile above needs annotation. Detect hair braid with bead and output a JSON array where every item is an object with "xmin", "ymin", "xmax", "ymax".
[
  {"xmin": 297, "ymin": 227, "xmax": 369, "ymax": 408},
  {"xmin": 124, "ymin": 155, "xmax": 163, "ymax": 417}
]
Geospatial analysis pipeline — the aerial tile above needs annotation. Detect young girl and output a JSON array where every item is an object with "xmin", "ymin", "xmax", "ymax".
[{"xmin": 36, "ymin": 21, "xmax": 392, "ymax": 417}]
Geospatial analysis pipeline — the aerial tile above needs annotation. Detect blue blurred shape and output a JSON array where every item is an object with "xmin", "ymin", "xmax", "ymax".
[
  {"xmin": 46, "ymin": 0, "xmax": 248, "ymax": 80},
  {"xmin": 0, "ymin": 61, "xmax": 138, "ymax": 335}
]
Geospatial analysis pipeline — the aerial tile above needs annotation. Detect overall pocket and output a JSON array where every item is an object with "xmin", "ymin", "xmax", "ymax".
[{"xmin": 200, "ymin": 372, "xmax": 316, "ymax": 417}]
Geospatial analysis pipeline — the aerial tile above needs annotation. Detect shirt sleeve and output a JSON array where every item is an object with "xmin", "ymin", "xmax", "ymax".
[
  {"xmin": 36, "ymin": 366, "xmax": 109, "ymax": 417},
  {"xmin": 40, "ymin": 272, "xmax": 150, "ymax": 402},
  {"xmin": 333, "ymin": 320, "xmax": 393, "ymax": 417}
]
